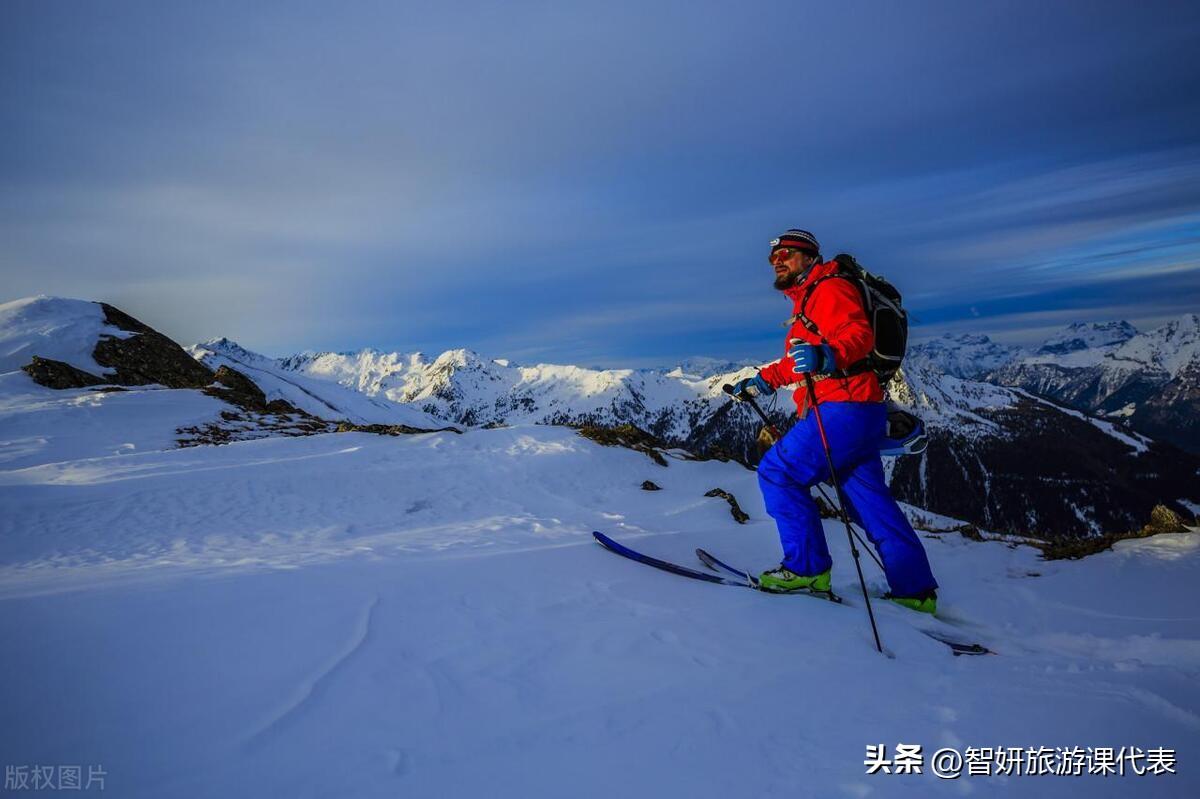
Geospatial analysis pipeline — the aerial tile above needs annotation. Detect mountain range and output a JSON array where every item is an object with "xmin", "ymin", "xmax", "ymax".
[
  {"xmin": 4, "ymin": 295, "xmax": 1197, "ymax": 543},
  {"xmin": 910, "ymin": 315, "xmax": 1200, "ymax": 454}
]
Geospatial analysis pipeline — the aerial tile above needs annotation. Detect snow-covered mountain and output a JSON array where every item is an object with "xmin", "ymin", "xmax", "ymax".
[
  {"xmin": 990, "ymin": 315, "xmax": 1200, "ymax": 452},
  {"xmin": 907, "ymin": 333, "xmax": 1022, "ymax": 379},
  {"xmin": 887, "ymin": 362, "xmax": 1196, "ymax": 538},
  {"xmin": 662, "ymin": 356, "xmax": 759, "ymax": 380},
  {"xmin": 195, "ymin": 337, "xmax": 789, "ymax": 456},
  {"xmin": 908, "ymin": 317, "xmax": 1200, "ymax": 454},
  {"xmin": 1030, "ymin": 320, "xmax": 1140, "ymax": 359},
  {"xmin": 189, "ymin": 334, "xmax": 1199, "ymax": 541},
  {"xmin": 188, "ymin": 338, "xmax": 442, "ymax": 429}
]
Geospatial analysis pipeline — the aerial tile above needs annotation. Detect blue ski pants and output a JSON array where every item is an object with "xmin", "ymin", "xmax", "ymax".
[{"xmin": 757, "ymin": 401, "xmax": 938, "ymax": 598}]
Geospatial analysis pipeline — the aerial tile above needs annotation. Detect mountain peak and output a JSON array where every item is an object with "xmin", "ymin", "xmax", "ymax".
[{"xmin": 1035, "ymin": 320, "xmax": 1137, "ymax": 356}]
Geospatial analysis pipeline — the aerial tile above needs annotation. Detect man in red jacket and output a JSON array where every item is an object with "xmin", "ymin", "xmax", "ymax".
[{"xmin": 731, "ymin": 229, "xmax": 939, "ymax": 613}]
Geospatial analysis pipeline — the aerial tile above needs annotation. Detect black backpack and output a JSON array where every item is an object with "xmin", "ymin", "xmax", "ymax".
[{"xmin": 792, "ymin": 253, "xmax": 908, "ymax": 386}]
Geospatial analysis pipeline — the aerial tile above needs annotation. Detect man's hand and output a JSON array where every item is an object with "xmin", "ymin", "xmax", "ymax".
[
  {"xmin": 730, "ymin": 373, "xmax": 774, "ymax": 401},
  {"xmin": 787, "ymin": 340, "xmax": 837, "ymax": 375}
]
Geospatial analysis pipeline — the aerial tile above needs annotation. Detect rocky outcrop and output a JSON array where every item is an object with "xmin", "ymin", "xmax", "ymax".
[
  {"xmin": 177, "ymin": 409, "xmax": 335, "ymax": 447},
  {"xmin": 1140, "ymin": 504, "xmax": 1190, "ymax": 536},
  {"xmin": 21, "ymin": 356, "xmax": 108, "ymax": 389},
  {"xmin": 704, "ymin": 488, "xmax": 749, "ymax": 524},
  {"xmin": 576, "ymin": 424, "xmax": 671, "ymax": 467},
  {"xmin": 92, "ymin": 303, "xmax": 216, "ymax": 388},
  {"xmin": 204, "ymin": 365, "xmax": 304, "ymax": 415}
]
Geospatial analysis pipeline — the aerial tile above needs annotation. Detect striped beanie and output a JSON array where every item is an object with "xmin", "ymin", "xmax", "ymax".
[{"xmin": 770, "ymin": 229, "xmax": 820, "ymax": 257}]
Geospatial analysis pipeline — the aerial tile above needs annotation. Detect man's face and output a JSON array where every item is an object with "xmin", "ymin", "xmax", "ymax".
[{"xmin": 771, "ymin": 248, "xmax": 812, "ymax": 290}]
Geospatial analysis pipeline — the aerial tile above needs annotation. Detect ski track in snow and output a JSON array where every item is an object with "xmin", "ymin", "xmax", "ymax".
[{"xmin": 244, "ymin": 595, "xmax": 382, "ymax": 749}]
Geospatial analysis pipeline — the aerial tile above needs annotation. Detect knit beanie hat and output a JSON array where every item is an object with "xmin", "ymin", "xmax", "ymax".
[{"xmin": 770, "ymin": 229, "xmax": 821, "ymax": 257}]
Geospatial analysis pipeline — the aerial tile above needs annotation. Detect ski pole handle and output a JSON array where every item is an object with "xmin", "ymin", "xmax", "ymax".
[{"xmin": 723, "ymin": 384, "xmax": 782, "ymax": 441}]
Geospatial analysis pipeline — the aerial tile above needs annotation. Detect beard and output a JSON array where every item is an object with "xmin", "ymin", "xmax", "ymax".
[{"xmin": 773, "ymin": 263, "xmax": 813, "ymax": 290}]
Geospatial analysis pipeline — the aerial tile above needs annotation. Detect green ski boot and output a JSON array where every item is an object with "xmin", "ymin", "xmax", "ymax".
[
  {"xmin": 758, "ymin": 565, "xmax": 832, "ymax": 594},
  {"xmin": 884, "ymin": 589, "xmax": 938, "ymax": 615}
]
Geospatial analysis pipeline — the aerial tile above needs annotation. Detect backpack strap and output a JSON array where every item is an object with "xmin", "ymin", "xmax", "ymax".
[
  {"xmin": 791, "ymin": 272, "xmax": 874, "ymax": 379},
  {"xmin": 793, "ymin": 273, "xmax": 848, "ymax": 336}
]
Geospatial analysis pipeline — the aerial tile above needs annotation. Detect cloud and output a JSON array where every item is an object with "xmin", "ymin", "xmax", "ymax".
[{"xmin": 3, "ymin": 2, "xmax": 1200, "ymax": 362}]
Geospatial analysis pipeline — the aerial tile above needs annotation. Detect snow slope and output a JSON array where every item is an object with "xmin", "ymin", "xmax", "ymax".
[
  {"xmin": 0, "ymin": 371, "xmax": 229, "ymax": 471},
  {"xmin": 0, "ymin": 296, "xmax": 133, "ymax": 376},
  {"xmin": 1, "ymin": 392, "xmax": 1196, "ymax": 797}
]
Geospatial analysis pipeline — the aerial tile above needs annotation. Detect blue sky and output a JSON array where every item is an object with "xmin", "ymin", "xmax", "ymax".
[{"xmin": 3, "ymin": 1, "xmax": 1199, "ymax": 366}]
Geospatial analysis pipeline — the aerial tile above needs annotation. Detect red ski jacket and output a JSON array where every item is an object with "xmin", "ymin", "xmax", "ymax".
[{"xmin": 759, "ymin": 259, "xmax": 883, "ymax": 416}]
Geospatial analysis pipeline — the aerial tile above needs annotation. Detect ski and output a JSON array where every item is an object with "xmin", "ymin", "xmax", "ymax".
[
  {"xmin": 593, "ymin": 531, "xmax": 753, "ymax": 588},
  {"xmin": 696, "ymin": 547, "xmax": 994, "ymax": 657},
  {"xmin": 918, "ymin": 630, "xmax": 994, "ymax": 657}
]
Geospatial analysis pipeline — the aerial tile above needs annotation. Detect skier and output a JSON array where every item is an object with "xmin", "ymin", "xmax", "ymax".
[{"xmin": 730, "ymin": 229, "xmax": 939, "ymax": 613}]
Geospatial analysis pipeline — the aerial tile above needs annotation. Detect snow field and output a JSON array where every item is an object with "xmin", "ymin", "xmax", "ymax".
[{"xmin": 1, "ymin": 407, "xmax": 1197, "ymax": 796}]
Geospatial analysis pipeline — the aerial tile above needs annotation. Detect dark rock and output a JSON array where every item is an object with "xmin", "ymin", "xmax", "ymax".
[
  {"xmin": 21, "ymin": 356, "xmax": 107, "ymax": 389},
  {"xmin": 958, "ymin": 523, "xmax": 985, "ymax": 542},
  {"xmin": 92, "ymin": 303, "xmax": 215, "ymax": 388},
  {"xmin": 200, "ymin": 365, "xmax": 306, "ymax": 416},
  {"xmin": 641, "ymin": 480, "xmax": 662, "ymax": 491},
  {"xmin": 1140, "ymin": 504, "xmax": 1188, "ymax": 536},
  {"xmin": 576, "ymin": 424, "xmax": 669, "ymax": 467},
  {"xmin": 705, "ymin": 488, "xmax": 749, "ymax": 524}
]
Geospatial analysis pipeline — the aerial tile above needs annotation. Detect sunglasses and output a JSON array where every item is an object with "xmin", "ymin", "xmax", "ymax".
[{"xmin": 769, "ymin": 247, "xmax": 805, "ymax": 264}]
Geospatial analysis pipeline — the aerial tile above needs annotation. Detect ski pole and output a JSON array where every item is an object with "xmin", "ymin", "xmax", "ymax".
[
  {"xmin": 804, "ymin": 374, "xmax": 884, "ymax": 654},
  {"xmin": 811, "ymin": 484, "xmax": 885, "ymax": 573},
  {"xmin": 722, "ymin": 384, "xmax": 885, "ymax": 573}
]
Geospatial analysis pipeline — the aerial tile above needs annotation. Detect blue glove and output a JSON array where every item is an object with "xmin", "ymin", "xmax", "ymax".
[
  {"xmin": 730, "ymin": 373, "xmax": 774, "ymax": 401},
  {"xmin": 787, "ymin": 340, "xmax": 837, "ymax": 375}
]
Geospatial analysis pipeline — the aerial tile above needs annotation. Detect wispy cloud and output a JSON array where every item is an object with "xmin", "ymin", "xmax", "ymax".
[{"xmin": 3, "ymin": 2, "xmax": 1200, "ymax": 362}]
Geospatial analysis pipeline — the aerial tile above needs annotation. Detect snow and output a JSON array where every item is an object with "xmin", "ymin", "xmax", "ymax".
[
  {"xmin": 0, "ymin": 371, "xmax": 228, "ymax": 471},
  {"xmin": 0, "ymin": 295, "xmax": 133, "ymax": 377},
  {"xmin": 2, "ymin": 378, "xmax": 1197, "ymax": 797}
]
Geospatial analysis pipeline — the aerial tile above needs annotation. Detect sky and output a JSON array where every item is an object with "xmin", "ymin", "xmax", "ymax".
[{"xmin": 3, "ymin": 0, "xmax": 1199, "ymax": 367}]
